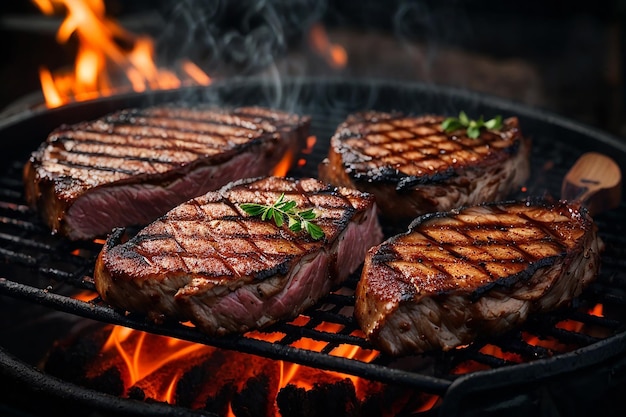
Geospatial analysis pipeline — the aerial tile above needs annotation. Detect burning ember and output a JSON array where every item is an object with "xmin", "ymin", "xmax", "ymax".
[
  {"xmin": 44, "ymin": 317, "xmax": 439, "ymax": 416},
  {"xmin": 450, "ymin": 303, "xmax": 610, "ymax": 375},
  {"xmin": 32, "ymin": 0, "xmax": 211, "ymax": 108},
  {"xmin": 60, "ymin": 290, "xmax": 439, "ymax": 416}
]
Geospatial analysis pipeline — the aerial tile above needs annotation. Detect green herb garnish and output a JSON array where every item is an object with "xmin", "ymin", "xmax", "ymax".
[
  {"xmin": 441, "ymin": 111, "xmax": 503, "ymax": 139},
  {"xmin": 239, "ymin": 193, "xmax": 325, "ymax": 240}
]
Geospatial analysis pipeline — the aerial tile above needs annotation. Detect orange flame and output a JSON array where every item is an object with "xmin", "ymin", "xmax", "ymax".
[
  {"xmin": 271, "ymin": 150, "xmax": 294, "ymax": 177},
  {"xmin": 524, "ymin": 303, "xmax": 606, "ymax": 351},
  {"xmin": 32, "ymin": 0, "xmax": 211, "ymax": 108},
  {"xmin": 71, "ymin": 289, "xmax": 96, "ymax": 302},
  {"xmin": 308, "ymin": 23, "xmax": 348, "ymax": 69},
  {"xmin": 298, "ymin": 135, "xmax": 317, "ymax": 167},
  {"xmin": 93, "ymin": 325, "xmax": 215, "ymax": 403},
  {"xmin": 86, "ymin": 319, "xmax": 436, "ymax": 414},
  {"xmin": 272, "ymin": 135, "xmax": 317, "ymax": 176},
  {"xmin": 588, "ymin": 303, "xmax": 604, "ymax": 317},
  {"xmin": 453, "ymin": 303, "xmax": 608, "ymax": 375}
]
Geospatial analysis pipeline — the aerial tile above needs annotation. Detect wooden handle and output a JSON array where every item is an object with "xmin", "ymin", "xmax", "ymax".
[{"xmin": 561, "ymin": 152, "xmax": 622, "ymax": 216}]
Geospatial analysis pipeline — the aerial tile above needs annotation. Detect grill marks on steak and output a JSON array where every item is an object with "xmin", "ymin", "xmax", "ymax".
[
  {"xmin": 94, "ymin": 176, "xmax": 383, "ymax": 336},
  {"xmin": 23, "ymin": 106, "xmax": 310, "ymax": 240},
  {"xmin": 355, "ymin": 199, "xmax": 604, "ymax": 356},
  {"xmin": 318, "ymin": 111, "xmax": 531, "ymax": 222}
]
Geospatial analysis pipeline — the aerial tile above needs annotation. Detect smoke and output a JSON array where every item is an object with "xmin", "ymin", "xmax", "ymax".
[
  {"xmin": 154, "ymin": 0, "xmax": 327, "ymax": 77},
  {"xmin": 150, "ymin": 0, "xmax": 524, "ymax": 90},
  {"xmin": 145, "ymin": 0, "xmax": 517, "ymax": 115}
]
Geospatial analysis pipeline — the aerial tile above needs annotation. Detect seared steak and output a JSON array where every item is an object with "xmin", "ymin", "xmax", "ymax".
[
  {"xmin": 23, "ymin": 106, "xmax": 310, "ymax": 240},
  {"xmin": 318, "ymin": 111, "xmax": 531, "ymax": 223},
  {"xmin": 94, "ymin": 176, "xmax": 383, "ymax": 336},
  {"xmin": 355, "ymin": 199, "xmax": 604, "ymax": 356}
]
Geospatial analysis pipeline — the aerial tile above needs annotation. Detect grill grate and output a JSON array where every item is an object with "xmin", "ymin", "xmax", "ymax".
[{"xmin": 1, "ymin": 78, "xmax": 626, "ymax": 398}]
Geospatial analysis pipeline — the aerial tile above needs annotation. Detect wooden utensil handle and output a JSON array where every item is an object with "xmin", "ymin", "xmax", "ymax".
[{"xmin": 561, "ymin": 152, "xmax": 622, "ymax": 216}]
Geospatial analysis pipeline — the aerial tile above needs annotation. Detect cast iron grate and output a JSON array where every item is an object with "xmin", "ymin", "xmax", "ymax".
[{"xmin": 1, "ymin": 78, "xmax": 626, "ymax": 398}]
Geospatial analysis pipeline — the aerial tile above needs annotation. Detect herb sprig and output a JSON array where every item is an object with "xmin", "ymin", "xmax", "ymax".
[
  {"xmin": 441, "ymin": 111, "xmax": 503, "ymax": 139},
  {"xmin": 239, "ymin": 193, "xmax": 325, "ymax": 240}
]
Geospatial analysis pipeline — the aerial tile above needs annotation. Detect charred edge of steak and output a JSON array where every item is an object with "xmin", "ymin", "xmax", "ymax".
[{"xmin": 356, "ymin": 199, "xmax": 604, "ymax": 356}]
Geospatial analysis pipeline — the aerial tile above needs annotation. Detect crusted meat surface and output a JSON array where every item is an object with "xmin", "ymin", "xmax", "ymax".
[
  {"xmin": 23, "ymin": 106, "xmax": 310, "ymax": 240},
  {"xmin": 94, "ymin": 176, "xmax": 383, "ymax": 336},
  {"xmin": 318, "ymin": 111, "xmax": 531, "ymax": 223},
  {"xmin": 355, "ymin": 199, "xmax": 604, "ymax": 356}
]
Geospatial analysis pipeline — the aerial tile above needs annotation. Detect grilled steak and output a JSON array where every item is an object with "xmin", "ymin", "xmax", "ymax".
[
  {"xmin": 94, "ymin": 176, "xmax": 383, "ymax": 336},
  {"xmin": 318, "ymin": 111, "xmax": 531, "ymax": 223},
  {"xmin": 23, "ymin": 106, "xmax": 310, "ymax": 240},
  {"xmin": 355, "ymin": 199, "xmax": 604, "ymax": 356}
]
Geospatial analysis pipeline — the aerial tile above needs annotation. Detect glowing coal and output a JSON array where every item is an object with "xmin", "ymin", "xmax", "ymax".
[{"xmin": 43, "ymin": 321, "xmax": 439, "ymax": 416}]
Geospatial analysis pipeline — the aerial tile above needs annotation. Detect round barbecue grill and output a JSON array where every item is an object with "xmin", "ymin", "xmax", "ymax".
[{"xmin": 1, "ymin": 77, "xmax": 626, "ymax": 417}]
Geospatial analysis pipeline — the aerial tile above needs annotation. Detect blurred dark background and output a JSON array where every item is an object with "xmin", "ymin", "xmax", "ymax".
[{"xmin": 0, "ymin": 0, "xmax": 624, "ymax": 136}]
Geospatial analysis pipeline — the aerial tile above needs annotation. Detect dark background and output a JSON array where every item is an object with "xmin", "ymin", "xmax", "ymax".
[{"xmin": 0, "ymin": 0, "xmax": 624, "ymax": 134}]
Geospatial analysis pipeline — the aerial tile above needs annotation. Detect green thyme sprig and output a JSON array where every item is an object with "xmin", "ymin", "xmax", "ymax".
[
  {"xmin": 239, "ymin": 193, "xmax": 325, "ymax": 240},
  {"xmin": 441, "ymin": 111, "xmax": 503, "ymax": 139}
]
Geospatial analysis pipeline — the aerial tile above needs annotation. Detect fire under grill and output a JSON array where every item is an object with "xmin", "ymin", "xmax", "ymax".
[{"xmin": 2, "ymin": 77, "xmax": 626, "ymax": 416}]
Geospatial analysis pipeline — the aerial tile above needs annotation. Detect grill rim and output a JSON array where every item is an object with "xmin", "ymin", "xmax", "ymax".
[{"xmin": 2, "ymin": 75, "xmax": 626, "ymax": 411}]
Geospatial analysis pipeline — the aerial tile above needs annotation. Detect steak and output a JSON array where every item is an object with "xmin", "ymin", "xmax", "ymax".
[
  {"xmin": 318, "ymin": 111, "xmax": 531, "ymax": 223},
  {"xmin": 94, "ymin": 176, "xmax": 383, "ymax": 336},
  {"xmin": 355, "ymin": 199, "xmax": 604, "ymax": 356},
  {"xmin": 23, "ymin": 106, "xmax": 310, "ymax": 240}
]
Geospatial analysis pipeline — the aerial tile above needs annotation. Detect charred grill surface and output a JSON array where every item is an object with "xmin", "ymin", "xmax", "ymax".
[
  {"xmin": 318, "ymin": 112, "xmax": 530, "ymax": 222},
  {"xmin": 356, "ymin": 199, "xmax": 604, "ymax": 356},
  {"xmin": 23, "ymin": 106, "xmax": 311, "ymax": 240}
]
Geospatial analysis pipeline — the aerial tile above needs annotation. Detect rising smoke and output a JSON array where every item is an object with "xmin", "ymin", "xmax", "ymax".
[{"xmin": 154, "ymin": 0, "xmax": 328, "ymax": 77}]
